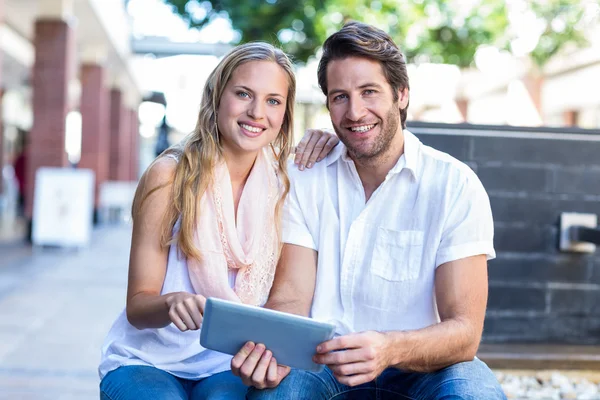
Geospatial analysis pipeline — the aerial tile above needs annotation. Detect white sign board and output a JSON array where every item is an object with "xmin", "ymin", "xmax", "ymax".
[
  {"xmin": 32, "ymin": 167, "xmax": 95, "ymax": 248},
  {"xmin": 99, "ymin": 181, "xmax": 137, "ymax": 210},
  {"xmin": 99, "ymin": 180, "xmax": 138, "ymax": 223}
]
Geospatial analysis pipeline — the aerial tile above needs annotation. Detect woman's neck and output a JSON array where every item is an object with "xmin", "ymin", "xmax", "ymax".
[
  {"xmin": 223, "ymin": 149, "xmax": 259, "ymax": 219},
  {"xmin": 223, "ymin": 150, "xmax": 259, "ymax": 187}
]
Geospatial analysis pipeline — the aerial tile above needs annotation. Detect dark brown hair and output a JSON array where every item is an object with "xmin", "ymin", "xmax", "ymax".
[{"xmin": 317, "ymin": 21, "xmax": 410, "ymax": 128}]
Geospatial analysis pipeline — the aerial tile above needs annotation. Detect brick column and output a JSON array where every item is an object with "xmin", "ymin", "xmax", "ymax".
[
  {"xmin": 108, "ymin": 89, "xmax": 120, "ymax": 180},
  {"xmin": 79, "ymin": 64, "xmax": 109, "ymax": 208},
  {"xmin": 120, "ymin": 106, "xmax": 131, "ymax": 180},
  {"xmin": 523, "ymin": 73, "xmax": 543, "ymax": 115},
  {"xmin": 0, "ymin": 5, "xmax": 3, "ymax": 196},
  {"xmin": 563, "ymin": 110, "xmax": 579, "ymax": 127},
  {"xmin": 0, "ymin": 91, "xmax": 4, "ymax": 196},
  {"xmin": 456, "ymin": 98, "xmax": 469, "ymax": 122},
  {"xmin": 26, "ymin": 19, "xmax": 74, "ymax": 217},
  {"xmin": 109, "ymin": 89, "xmax": 131, "ymax": 181},
  {"xmin": 129, "ymin": 108, "xmax": 139, "ymax": 180}
]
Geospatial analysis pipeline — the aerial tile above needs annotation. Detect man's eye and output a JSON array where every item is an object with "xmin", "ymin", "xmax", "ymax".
[
  {"xmin": 364, "ymin": 89, "xmax": 375, "ymax": 95},
  {"xmin": 333, "ymin": 94, "xmax": 347, "ymax": 101}
]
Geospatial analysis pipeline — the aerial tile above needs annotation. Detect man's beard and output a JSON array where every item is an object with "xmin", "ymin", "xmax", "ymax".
[{"xmin": 334, "ymin": 105, "xmax": 400, "ymax": 163}]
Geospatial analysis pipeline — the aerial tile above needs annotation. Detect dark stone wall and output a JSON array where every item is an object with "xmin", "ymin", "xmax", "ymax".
[{"xmin": 407, "ymin": 121, "xmax": 600, "ymax": 344}]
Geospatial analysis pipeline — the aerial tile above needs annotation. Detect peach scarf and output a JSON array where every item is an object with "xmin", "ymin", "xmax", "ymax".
[{"xmin": 187, "ymin": 148, "xmax": 280, "ymax": 306}]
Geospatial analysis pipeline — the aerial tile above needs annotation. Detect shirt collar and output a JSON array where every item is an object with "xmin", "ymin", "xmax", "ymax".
[
  {"xmin": 398, "ymin": 129, "xmax": 419, "ymax": 180},
  {"xmin": 326, "ymin": 129, "xmax": 420, "ymax": 180}
]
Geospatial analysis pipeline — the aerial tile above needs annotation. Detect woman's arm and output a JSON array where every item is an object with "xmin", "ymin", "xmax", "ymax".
[{"xmin": 125, "ymin": 157, "xmax": 205, "ymax": 331}]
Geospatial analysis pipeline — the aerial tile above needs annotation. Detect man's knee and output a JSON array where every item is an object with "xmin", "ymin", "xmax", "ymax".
[
  {"xmin": 246, "ymin": 369, "xmax": 333, "ymax": 400},
  {"xmin": 431, "ymin": 378, "xmax": 505, "ymax": 399},
  {"xmin": 246, "ymin": 385, "xmax": 288, "ymax": 400},
  {"xmin": 428, "ymin": 359, "xmax": 506, "ymax": 400}
]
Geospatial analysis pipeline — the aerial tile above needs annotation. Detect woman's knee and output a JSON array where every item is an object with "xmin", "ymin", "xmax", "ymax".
[
  {"xmin": 190, "ymin": 370, "xmax": 248, "ymax": 400},
  {"xmin": 100, "ymin": 366, "xmax": 187, "ymax": 400}
]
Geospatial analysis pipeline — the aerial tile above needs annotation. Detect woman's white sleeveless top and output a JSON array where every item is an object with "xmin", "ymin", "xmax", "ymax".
[{"xmin": 98, "ymin": 239, "xmax": 236, "ymax": 380}]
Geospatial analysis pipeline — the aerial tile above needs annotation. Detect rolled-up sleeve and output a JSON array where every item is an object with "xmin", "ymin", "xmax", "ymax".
[
  {"xmin": 435, "ymin": 174, "xmax": 495, "ymax": 267},
  {"xmin": 282, "ymin": 177, "xmax": 317, "ymax": 250}
]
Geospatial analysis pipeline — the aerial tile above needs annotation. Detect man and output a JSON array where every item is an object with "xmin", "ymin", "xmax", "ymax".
[{"xmin": 232, "ymin": 21, "xmax": 506, "ymax": 399}]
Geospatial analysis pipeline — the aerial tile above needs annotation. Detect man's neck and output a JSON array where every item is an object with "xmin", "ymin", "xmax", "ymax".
[{"xmin": 353, "ymin": 129, "xmax": 405, "ymax": 202}]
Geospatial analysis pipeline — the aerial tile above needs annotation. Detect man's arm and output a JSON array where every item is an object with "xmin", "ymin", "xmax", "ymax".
[
  {"xmin": 314, "ymin": 254, "xmax": 487, "ymax": 386},
  {"xmin": 386, "ymin": 254, "xmax": 487, "ymax": 370},
  {"xmin": 383, "ymin": 172, "xmax": 491, "ymax": 372},
  {"xmin": 264, "ymin": 244, "xmax": 318, "ymax": 316}
]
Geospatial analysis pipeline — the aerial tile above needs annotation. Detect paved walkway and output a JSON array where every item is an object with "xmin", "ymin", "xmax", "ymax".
[
  {"xmin": 4, "ymin": 223, "xmax": 600, "ymax": 399},
  {"xmin": 0, "ymin": 225, "xmax": 132, "ymax": 400}
]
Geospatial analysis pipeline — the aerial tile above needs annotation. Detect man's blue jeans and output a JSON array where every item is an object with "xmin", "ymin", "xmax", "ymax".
[
  {"xmin": 247, "ymin": 358, "xmax": 506, "ymax": 400},
  {"xmin": 100, "ymin": 365, "xmax": 247, "ymax": 400}
]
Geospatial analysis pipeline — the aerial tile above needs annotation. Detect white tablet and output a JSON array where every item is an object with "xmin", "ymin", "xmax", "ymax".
[{"xmin": 200, "ymin": 297, "xmax": 336, "ymax": 372}]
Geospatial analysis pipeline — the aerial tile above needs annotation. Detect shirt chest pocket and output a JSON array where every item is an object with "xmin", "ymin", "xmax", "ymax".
[{"xmin": 371, "ymin": 229, "xmax": 424, "ymax": 281}]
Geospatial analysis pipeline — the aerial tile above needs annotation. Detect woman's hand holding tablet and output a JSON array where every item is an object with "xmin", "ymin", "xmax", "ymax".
[
  {"xmin": 199, "ymin": 297, "xmax": 336, "ymax": 374},
  {"xmin": 231, "ymin": 342, "xmax": 292, "ymax": 389}
]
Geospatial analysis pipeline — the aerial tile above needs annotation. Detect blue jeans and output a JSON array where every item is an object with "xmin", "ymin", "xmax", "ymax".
[
  {"xmin": 100, "ymin": 365, "xmax": 247, "ymax": 399},
  {"xmin": 247, "ymin": 358, "xmax": 506, "ymax": 400}
]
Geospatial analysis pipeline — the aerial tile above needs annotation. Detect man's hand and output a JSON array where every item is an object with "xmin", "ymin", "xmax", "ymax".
[
  {"xmin": 313, "ymin": 331, "xmax": 392, "ymax": 386},
  {"xmin": 231, "ymin": 341, "xmax": 291, "ymax": 389}
]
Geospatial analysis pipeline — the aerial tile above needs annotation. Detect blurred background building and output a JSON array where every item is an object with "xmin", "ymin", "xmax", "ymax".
[
  {"xmin": 0, "ymin": 0, "xmax": 143, "ymax": 242},
  {"xmin": 0, "ymin": 0, "xmax": 598, "ymax": 245}
]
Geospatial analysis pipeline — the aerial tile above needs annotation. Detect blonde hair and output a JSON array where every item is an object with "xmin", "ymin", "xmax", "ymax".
[{"xmin": 134, "ymin": 42, "xmax": 295, "ymax": 261}]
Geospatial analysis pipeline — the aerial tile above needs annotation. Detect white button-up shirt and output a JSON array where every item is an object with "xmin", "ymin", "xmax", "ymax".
[{"xmin": 283, "ymin": 130, "xmax": 495, "ymax": 335}]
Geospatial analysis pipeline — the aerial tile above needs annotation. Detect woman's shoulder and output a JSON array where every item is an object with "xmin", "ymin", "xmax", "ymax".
[
  {"xmin": 132, "ymin": 157, "xmax": 178, "ymax": 215},
  {"xmin": 161, "ymin": 153, "xmax": 180, "ymax": 163},
  {"xmin": 285, "ymin": 157, "xmax": 326, "ymax": 184},
  {"xmin": 138, "ymin": 156, "xmax": 178, "ymax": 195}
]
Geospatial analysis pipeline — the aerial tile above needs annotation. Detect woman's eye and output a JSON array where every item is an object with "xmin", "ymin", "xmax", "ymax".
[
  {"xmin": 237, "ymin": 91, "xmax": 250, "ymax": 98},
  {"xmin": 268, "ymin": 98, "xmax": 281, "ymax": 105}
]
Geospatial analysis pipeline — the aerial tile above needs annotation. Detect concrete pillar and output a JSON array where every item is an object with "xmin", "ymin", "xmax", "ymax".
[
  {"xmin": 39, "ymin": 0, "xmax": 74, "ymax": 20},
  {"xmin": 79, "ymin": 63, "xmax": 109, "ymax": 208},
  {"xmin": 129, "ymin": 108, "xmax": 139, "ymax": 180},
  {"xmin": 26, "ymin": 14, "xmax": 75, "ymax": 217}
]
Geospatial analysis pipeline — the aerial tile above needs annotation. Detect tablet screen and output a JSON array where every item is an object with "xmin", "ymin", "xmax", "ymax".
[{"xmin": 200, "ymin": 298, "xmax": 336, "ymax": 372}]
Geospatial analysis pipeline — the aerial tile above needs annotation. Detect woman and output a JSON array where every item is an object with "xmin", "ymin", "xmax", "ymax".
[{"xmin": 99, "ymin": 42, "xmax": 337, "ymax": 399}]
